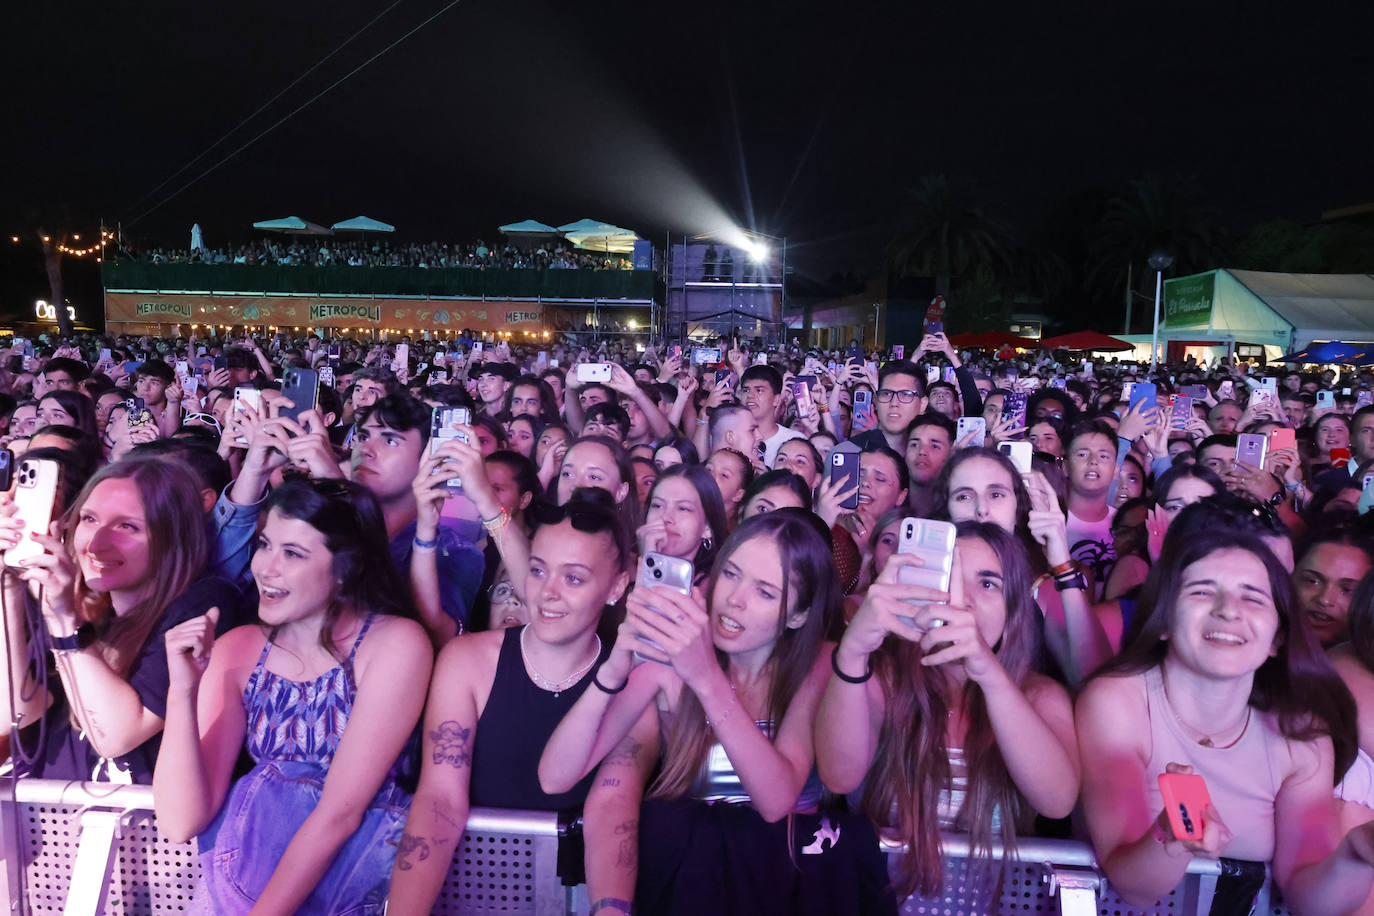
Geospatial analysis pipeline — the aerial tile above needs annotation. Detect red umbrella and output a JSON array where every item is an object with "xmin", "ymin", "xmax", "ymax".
[
  {"xmin": 948, "ymin": 330, "xmax": 1038, "ymax": 350},
  {"xmin": 1038, "ymin": 330, "xmax": 1135, "ymax": 352}
]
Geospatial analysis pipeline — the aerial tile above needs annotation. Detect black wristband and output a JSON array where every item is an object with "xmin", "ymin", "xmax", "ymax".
[
  {"xmin": 592, "ymin": 666, "xmax": 628, "ymax": 694},
  {"xmin": 1053, "ymin": 571, "xmax": 1088, "ymax": 592},
  {"xmin": 831, "ymin": 644, "xmax": 873, "ymax": 684},
  {"xmin": 48, "ymin": 623, "xmax": 93, "ymax": 652}
]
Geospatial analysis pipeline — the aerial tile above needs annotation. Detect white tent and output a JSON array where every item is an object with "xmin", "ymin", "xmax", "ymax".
[
  {"xmin": 1161, "ymin": 269, "xmax": 1374, "ymax": 356},
  {"xmin": 557, "ymin": 219, "xmax": 640, "ymax": 253},
  {"xmin": 252, "ymin": 216, "xmax": 333, "ymax": 235},
  {"xmin": 331, "ymin": 215, "xmax": 395, "ymax": 233}
]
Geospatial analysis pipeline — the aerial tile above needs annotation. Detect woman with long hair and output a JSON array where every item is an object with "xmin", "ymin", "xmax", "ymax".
[
  {"xmin": 153, "ymin": 476, "xmax": 431, "ymax": 914},
  {"xmin": 1077, "ymin": 521, "xmax": 1374, "ymax": 912},
  {"xmin": 539, "ymin": 509, "xmax": 892, "ymax": 915},
  {"xmin": 816, "ymin": 522, "xmax": 1078, "ymax": 906},
  {"xmin": 639, "ymin": 463, "xmax": 729, "ymax": 576},
  {"xmin": 0, "ymin": 456, "xmax": 243, "ymax": 782},
  {"xmin": 932, "ymin": 446, "xmax": 1111, "ymax": 685},
  {"xmin": 37, "ymin": 388, "xmax": 99, "ymax": 441}
]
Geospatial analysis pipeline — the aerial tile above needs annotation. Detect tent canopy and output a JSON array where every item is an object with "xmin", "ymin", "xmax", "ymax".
[
  {"xmin": 1040, "ymin": 330, "xmax": 1134, "ymax": 352},
  {"xmin": 252, "ymin": 216, "xmax": 333, "ymax": 235},
  {"xmin": 557, "ymin": 219, "xmax": 640, "ymax": 253},
  {"xmin": 331, "ymin": 215, "xmax": 394, "ymax": 232},
  {"xmin": 1274, "ymin": 341, "xmax": 1374, "ymax": 364},
  {"xmin": 1163, "ymin": 269, "xmax": 1374, "ymax": 352},
  {"xmin": 500, "ymin": 219, "xmax": 559, "ymax": 235}
]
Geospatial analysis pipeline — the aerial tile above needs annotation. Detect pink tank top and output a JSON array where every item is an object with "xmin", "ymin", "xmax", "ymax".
[{"xmin": 1142, "ymin": 666, "xmax": 1286, "ymax": 862}]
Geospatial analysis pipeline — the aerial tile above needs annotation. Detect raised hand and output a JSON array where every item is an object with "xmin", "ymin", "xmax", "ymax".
[{"xmin": 165, "ymin": 607, "xmax": 221, "ymax": 693}]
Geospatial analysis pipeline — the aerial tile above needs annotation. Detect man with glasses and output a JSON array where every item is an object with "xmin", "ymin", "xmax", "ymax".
[
  {"xmin": 849, "ymin": 360, "xmax": 927, "ymax": 452},
  {"xmin": 740, "ymin": 365, "xmax": 803, "ymax": 465}
]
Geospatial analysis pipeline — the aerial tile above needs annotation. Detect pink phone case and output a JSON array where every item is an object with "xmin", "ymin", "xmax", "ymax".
[{"xmin": 1158, "ymin": 772, "xmax": 1211, "ymax": 839}]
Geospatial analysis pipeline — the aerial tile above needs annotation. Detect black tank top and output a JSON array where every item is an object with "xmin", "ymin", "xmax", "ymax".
[{"xmin": 469, "ymin": 626, "xmax": 607, "ymax": 810}]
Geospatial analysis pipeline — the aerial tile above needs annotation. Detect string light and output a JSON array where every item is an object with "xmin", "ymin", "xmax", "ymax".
[{"xmin": 56, "ymin": 229, "xmax": 115, "ymax": 257}]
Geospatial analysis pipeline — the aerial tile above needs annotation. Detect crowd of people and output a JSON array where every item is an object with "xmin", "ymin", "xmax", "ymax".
[
  {"xmin": 5, "ymin": 326, "xmax": 1374, "ymax": 914},
  {"xmin": 130, "ymin": 238, "xmax": 631, "ymax": 271}
]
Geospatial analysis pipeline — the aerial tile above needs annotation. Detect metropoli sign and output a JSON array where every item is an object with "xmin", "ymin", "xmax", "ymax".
[{"xmin": 104, "ymin": 293, "xmax": 544, "ymax": 333}]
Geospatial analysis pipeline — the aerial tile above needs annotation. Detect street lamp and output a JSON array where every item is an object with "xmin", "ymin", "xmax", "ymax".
[{"xmin": 1148, "ymin": 249, "xmax": 1174, "ymax": 368}]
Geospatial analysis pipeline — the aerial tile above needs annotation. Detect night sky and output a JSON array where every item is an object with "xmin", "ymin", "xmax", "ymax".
[{"xmin": 5, "ymin": 0, "xmax": 1374, "ymax": 308}]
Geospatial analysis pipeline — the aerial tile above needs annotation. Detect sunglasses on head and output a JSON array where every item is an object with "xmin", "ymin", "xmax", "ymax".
[{"xmin": 530, "ymin": 500, "xmax": 616, "ymax": 534}]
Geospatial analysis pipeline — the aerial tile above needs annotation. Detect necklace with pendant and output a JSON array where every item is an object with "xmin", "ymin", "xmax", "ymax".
[{"xmin": 520, "ymin": 625, "xmax": 600, "ymax": 697}]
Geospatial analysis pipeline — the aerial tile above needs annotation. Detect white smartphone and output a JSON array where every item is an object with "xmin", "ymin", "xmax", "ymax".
[
  {"xmin": 232, "ymin": 387, "xmax": 262, "ymax": 445},
  {"xmin": 895, "ymin": 517, "xmax": 957, "ymax": 624},
  {"xmin": 634, "ymin": 553, "xmax": 695, "ymax": 664},
  {"xmin": 577, "ymin": 363, "xmax": 613, "ymax": 383},
  {"xmin": 956, "ymin": 417, "xmax": 986, "ymax": 447},
  {"xmin": 392, "ymin": 344, "xmax": 409, "ymax": 372},
  {"xmin": 6, "ymin": 458, "xmax": 60, "ymax": 568},
  {"xmin": 430, "ymin": 406, "xmax": 472, "ymax": 492},
  {"xmin": 999, "ymin": 440, "xmax": 1033, "ymax": 474}
]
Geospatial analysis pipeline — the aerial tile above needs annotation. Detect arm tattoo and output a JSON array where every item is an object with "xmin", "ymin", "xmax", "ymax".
[
  {"xmin": 613, "ymin": 819, "xmax": 638, "ymax": 870},
  {"xmin": 393, "ymin": 833, "xmax": 431, "ymax": 871},
  {"xmin": 600, "ymin": 777, "xmax": 621, "ymax": 788},
  {"xmin": 604, "ymin": 736, "xmax": 641, "ymax": 767},
  {"xmin": 429, "ymin": 721, "xmax": 472, "ymax": 768},
  {"xmin": 432, "ymin": 800, "xmax": 463, "ymax": 833}
]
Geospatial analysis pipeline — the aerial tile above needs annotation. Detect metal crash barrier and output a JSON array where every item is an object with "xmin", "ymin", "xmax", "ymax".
[{"xmin": 0, "ymin": 779, "xmax": 1291, "ymax": 916}]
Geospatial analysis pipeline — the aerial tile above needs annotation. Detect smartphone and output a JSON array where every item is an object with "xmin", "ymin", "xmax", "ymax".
[
  {"xmin": 754, "ymin": 353, "xmax": 768, "ymax": 366},
  {"xmin": 829, "ymin": 449, "xmax": 861, "ymax": 509},
  {"xmin": 1270, "ymin": 427, "xmax": 1296, "ymax": 452},
  {"xmin": 1184, "ymin": 384, "xmax": 1210, "ymax": 400},
  {"xmin": 1361, "ymin": 391, "xmax": 1374, "ymax": 409},
  {"xmin": 175, "ymin": 360, "xmax": 190, "ymax": 378},
  {"xmin": 1236, "ymin": 432, "xmax": 1268, "ymax": 470},
  {"xmin": 925, "ymin": 365, "xmax": 940, "ymax": 386},
  {"xmin": 1316, "ymin": 390, "xmax": 1336, "ymax": 410},
  {"xmin": 232, "ymin": 387, "xmax": 262, "ymax": 445},
  {"xmin": 1170, "ymin": 395, "xmax": 1192, "ymax": 430},
  {"xmin": 1259, "ymin": 377, "xmax": 1278, "ymax": 395},
  {"xmin": 852, "ymin": 388, "xmax": 874, "ymax": 426},
  {"xmin": 392, "ymin": 343, "xmax": 410, "ymax": 373},
  {"xmin": 1332, "ymin": 447, "xmax": 1352, "ymax": 469},
  {"xmin": 633, "ymin": 553, "xmax": 695, "ymax": 664},
  {"xmin": 578, "ymin": 363, "xmax": 612, "ymax": 384},
  {"xmin": 895, "ymin": 518, "xmax": 957, "ymax": 621},
  {"xmin": 472, "ymin": 341, "xmax": 484, "ymax": 355},
  {"xmin": 956, "ymin": 416, "xmax": 986, "ymax": 447},
  {"xmin": 430, "ymin": 406, "xmax": 472, "ymax": 491},
  {"xmin": 125, "ymin": 396, "xmax": 155, "ymax": 429},
  {"xmin": 430, "ymin": 369, "xmax": 448, "ymax": 383},
  {"xmin": 1129, "ymin": 382, "xmax": 1158, "ymax": 412},
  {"xmin": 714, "ymin": 369, "xmax": 733, "ymax": 387},
  {"xmin": 1218, "ymin": 380, "xmax": 1234, "ymax": 400},
  {"xmin": 1158, "ymin": 772, "xmax": 1211, "ymax": 841},
  {"xmin": 999, "ymin": 441, "xmax": 1033, "ymax": 475},
  {"xmin": 99, "ymin": 348, "xmax": 112, "ymax": 363},
  {"xmin": 1050, "ymin": 377, "xmax": 1067, "ymax": 390},
  {"xmin": 790, "ymin": 379, "xmax": 815, "ymax": 416},
  {"xmin": 0, "ymin": 449, "xmax": 13, "ymax": 492},
  {"xmin": 537, "ymin": 351, "xmax": 549, "ymax": 367},
  {"xmin": 328, "ymin": 343, "xmax": 342, "ymax": 359},
  {"xmin": 213, "ymin": 356, "xmax": 229, "ymax": 371},
  {"xmin": 5, "ymin": 458, "xmax": 60, "ymax": 568},
  {"xmin": 279, "ymin": 368, "xmax": 319, "ymax": 423},
  {"xmin": 667, "ymin": 344, "xmax": 683, "ymax": 363},
  {"xmin": 892, "ymin": 344, "xmax": 905, "ymax": 360},
  {"xmin": 318, "ymin": 365, "xmax": 335, "ymax": 388},
  {"xmin": 1002, "ymin": 392, "xmax": 1028, "ymax": 429},
  {"xmin": 691, "ymin": 347, "xmax": 722, "ymax": 365}
]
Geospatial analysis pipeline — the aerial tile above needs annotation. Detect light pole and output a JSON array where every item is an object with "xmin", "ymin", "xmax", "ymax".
[{"xmin": 1148, "ymin": 249, "xmax": 1173, "ymax": 368}]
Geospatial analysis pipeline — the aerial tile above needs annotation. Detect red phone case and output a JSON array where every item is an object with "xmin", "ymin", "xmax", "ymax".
[{"xmin": 1158, "ymin": 772, "xmax": 1211, "ymax": 840}]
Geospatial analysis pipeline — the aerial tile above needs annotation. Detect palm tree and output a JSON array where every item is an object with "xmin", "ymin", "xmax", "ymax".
[
  {"xmin": 1086, "ymin": 177, "xmax": 1228, "ymax": 328},
  {"xmin": 890, "ymin": 175, "xmax": 1012, "ymax": 296}
]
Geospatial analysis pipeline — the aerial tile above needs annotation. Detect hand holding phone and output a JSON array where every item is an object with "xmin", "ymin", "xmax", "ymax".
[{"xmin": 1157, "ymin": 769, "xmax": 1215, "ymax": 845}]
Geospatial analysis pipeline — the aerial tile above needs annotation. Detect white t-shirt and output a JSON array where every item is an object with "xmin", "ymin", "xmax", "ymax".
[
  {"xmin": 761, "ymin": 424, "xmax": 806, "ymax": 467},
  {"xmin": 1066, "ymin": 504, "xmax": 1116, "ymax": 600}
]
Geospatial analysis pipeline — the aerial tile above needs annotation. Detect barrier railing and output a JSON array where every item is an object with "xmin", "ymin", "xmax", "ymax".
[{"xmin": 0, "ymin": 778, "xmax": 1290, "ymax": 916}]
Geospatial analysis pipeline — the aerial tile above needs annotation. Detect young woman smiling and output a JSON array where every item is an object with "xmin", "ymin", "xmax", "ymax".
[
  {"xmin": 386, "ymin": 489, "xmax": 634, "ymax": 915},
  {"xmin": 0, "ymin": 456, "xmax": 243, "ymax": 783},
  {"xmin": 1077, "ymin": 526, "xmax": 1374, "ymax": 913},
  {"xmin": 153, "ymin": 477, "xmax": 431, "ymax": 914}
]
